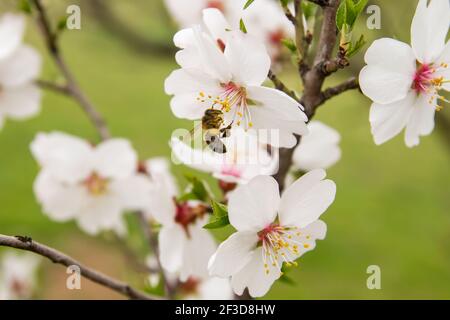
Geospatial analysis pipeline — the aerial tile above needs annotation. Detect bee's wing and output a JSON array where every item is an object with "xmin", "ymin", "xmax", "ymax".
[{"xmin": 206, "ymin": 135, "xmax": 227, "ymax": 154}]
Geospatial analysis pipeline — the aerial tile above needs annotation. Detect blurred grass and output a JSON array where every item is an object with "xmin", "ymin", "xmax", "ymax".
[{"xmin": 0, "ymin": 0, "xmax": 449, "ymax": 299}]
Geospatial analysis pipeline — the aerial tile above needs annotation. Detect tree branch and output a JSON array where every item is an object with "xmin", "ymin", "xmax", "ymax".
[
  {"xmin": 0, "ymin": 234, "xmax": 161, "ymax": 300},
  {"xmin": 31, "ymin": 0, "xmax": 111, "ymax": 141},
  {"xmin": 307, "ymin": 0, "xmax": 331, "ymax": 6},
  {"xmin": 318, "ymin": 77, "xmax": 359, "ymax": 106},
  {"xmin": 274, "ymin": 0, "xmax": 341, "ymax": 190},
  {"xmin": 84, "ymin": 0, "xmax": 175, "ymax": 56}
]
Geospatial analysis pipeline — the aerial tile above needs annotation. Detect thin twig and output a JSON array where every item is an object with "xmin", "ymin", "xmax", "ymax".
[
  {"xmin": 32, "ymin": 0, "xmax": 111, "ymax": 141},
  {"xmin": 0, "ymin": 234, "xmax": 161, "ymax": 300},
  {"xmin": 35, "ymin": 79, "xmax": 71, "ymax": 96},
  {"xmin": 137, "ymin": 212, "xmax": 175, "ymax": 299},
  {"xmin": 268, "ymin": 70, "xmax": 300, "ymax": 101},
  {"xmin": 84, "ymin": 0, "xmax": 175, "ymax": 56}
]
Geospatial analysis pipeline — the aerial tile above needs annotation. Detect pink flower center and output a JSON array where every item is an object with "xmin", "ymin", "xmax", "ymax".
[
  {"xmin": 221, "ymin": 165, "xmax": 241, "ymax": 178},
  {"xmin": 174, "ymin": 202, "xmax": 207, "ymax": 236},
  {"xmin": 269, "ymin": 29, "xmax": 285, "ymax": 46},
  {"xmin": 257, "ymin": 223, "xmax": 312, "ymax": 276},
  {"xmin": 84, "ymin": 173, "xmax": 109, "ymax": 195},
  {"xmin": 179, "ymin": 277, "xmax": 201, "ymax": 296},
  {"xmin": 197, "ymin": 82, "xmax": 252, "ymax": 130},
  {"xmin": 10, "ymin": 278, "xmax": 28, "ymax": 298},
  {"xmin": 206, "ymin": 0, "xmax": 224, "ymax": 12},
  {"xmin": 412, "ymin": 62, "xmax": 449, "ymax": 111}
]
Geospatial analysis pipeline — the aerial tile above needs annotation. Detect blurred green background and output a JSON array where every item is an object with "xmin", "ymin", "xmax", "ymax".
[{"xmin": 0, "ymin": 0, "xmax": 449, "ymax": 299}]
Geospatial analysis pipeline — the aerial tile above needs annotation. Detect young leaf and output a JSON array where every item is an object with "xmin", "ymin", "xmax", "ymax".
[
  {"xmin": 239, "ymin": 19, "xmax": 248, "ymax": 33},
  {"xmin": 243, "ymin": 0, "xmax": 256, "ymax": 9},
  {"xmin": 18, "ymin": 0, "xmax": 32, "ymax": 14},
  {"xmin": 203, "ymin": 200, "xmax": 230, "ymax": 229},
  {"xmin": 281, "ymin": 38, "xmax": 297, "ymax": 53},
  {"xmin": 178, "ymin": 175, "xmax": 212, "ymax": 202},
  {"xmin": 346, "ymin": 34, "xmax": 366, "ymax": 58},
  {"xmin": 336, "ymin": 1, "xmax": 347, "ymax": 31}
]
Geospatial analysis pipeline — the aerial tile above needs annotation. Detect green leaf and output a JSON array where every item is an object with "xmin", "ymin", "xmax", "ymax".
[
  {"xmin": 239, "ymin": 19, "xmax": 247, "ymax": 33},
  {"xmin": 302, "ymin": 1, "xmax": 317, "ymax": 20},
  {"xmin": 336, "ymin": 0, "xmax": 368, "ymax": 31},
  {"xmin": 243, "ymin": 0, "xmax": 255, "ymax": 9},
  {"xmin": 18, "ymin": 0, "xmax": 32, "ymax": 14},
  {"xmin": 346, "ymin": 34, "xmax": 366, "ymax": 58},
  {"xmin": 203, "ymin": 200, "xmax": 230, "ymax": 229},
  {"xmin": 281, "ymin": 38, "xmax": 297, "ymax": 53},
  {"xmin": 280, "ymin": 0, "xmax": 290, "ymax": 7},
  {"xmin": 336, "ymin": 1, "xmax": 347, "ymax": 31},
  {"xmin": 178, "ymin": 175, "xmax": 212, "ymax": 202},
  {"xmin": 56, "ymin": 16, "xmax": 68, "ymax": 33}
]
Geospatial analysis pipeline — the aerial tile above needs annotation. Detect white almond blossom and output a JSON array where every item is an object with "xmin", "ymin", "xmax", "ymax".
[
  {"xmin": 165, "ymin": 8, "xmax": 308, "ymax": 148},
  {"xmin": 0, "ymin": 13, "xmax": 41, "ymax": 130},
  {"xmin": 208, "ymin": 170, "xmax": 336, "ymax": 297},
  {"xmin": 144, "ymin": 158, "xmax": 217, "ymax": 281},
  {"xmin": 164, "ymin": 0, "xmax": 293, "ymax": 62},
  {"xmin": 292, "ymin": 121, "xmax": 341, "ymax": 172},
  {"xmin": 170, "ymin": 128, "xmax": 278, "ymax": 184},
  {"xmin": 180, "ymin": 276, "xmax": 234, "ymax": 300},
  {"xmin": 359, "ymin": 0, "xmax": 450, "ymax": 147},
  {"xmin": 0, "ymin": 252, "xmax": 40, "ymax": 300},
  {"xmin": 31, "ymin": 132, "xmax": 152, "ymax": 235}
]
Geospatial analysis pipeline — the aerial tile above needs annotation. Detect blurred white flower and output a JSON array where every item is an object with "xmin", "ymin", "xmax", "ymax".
[
  {"xmin": 208, "ymin": 170, "xmax": 336, "ymax": 297},
  {"xmin": 0, "ymin": 252, "xmax": 40, "ymax": 300},
  {"xmin": 31, "ymin": 132, "xmax": 152, "ymax": 235},
  {"xmin": 180, "ymin": 276, "xmax": 234, "ymax": 300},
  {"xmin": 292, "ymin": 121, "xmax": 341, "ymax": 172},
  {"xmin": 164, "ymin": 0, "xmax": 293, "ymax": 62},
  {"xmin": 165, "ymin": 8, "xmax": 308, "ymax": 148},
  {"xmin": 0, "ymin": 13, "xmax": 42, "ymax": 130},
  {"xmin": 144, "ymin": 158, "xmax": 217, "ymax": 281},
  {"xmin": 171, "ymin": 128, "xmax": 278, "ymax": 184},
  {"xmin": 359, "ymin": 0, "xmax": 450, "ymax": 147}
]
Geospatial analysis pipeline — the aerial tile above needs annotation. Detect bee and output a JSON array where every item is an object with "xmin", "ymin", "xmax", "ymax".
[{"xmin": 202, "ymin": 109, "xmax": 232, "ymax": 154}]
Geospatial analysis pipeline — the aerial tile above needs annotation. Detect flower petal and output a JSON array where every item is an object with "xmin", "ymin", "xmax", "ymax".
[
  {"xmin": 405, "ymin": 93, "xmax": 436, "ymax": 147},
  {"xmin": 164, "ymin": 0, "xmax": 205, "ymax": 28},
  {"xmin": 228, "ymin": 175, "xmax": 280, "ymax": 231},
  {"xmin": 77, "ymin": 194, "xmax": 124, "ymax": 235},
  {"xmin": 208, "ymin": 231, "xmax": 258, "ymax": 277},
  {"xmin": 231, "ymin": 247, "xmax": 281, "ymax": 298},
  {"xmin": 180, "ymin": 219, "xmax": 217, "ymax": 281},
  {"xmin": 411, "ymin": 0, "xmax": 450, "ymax": 64},
  {"xmin": 158, "ymin": 224, "xmax": 186, "ymax": 273},
  {"xmin": 0, "ymin": 45, "xmax": 41, "ymax": 87},
  {"xmin": 0, "ymin": 13, "xmax": 25, "ymax": 60},
  {"xmin": 30, "ymin": 132, "xmax": 93, "ymax": 183},
  {"xmin": 109, "ymin": 174, "xmax": 153, "ymax": 210},
  {"xmin": 246, "ymin": 86, "xmax": 307, "ymax": 122},
  {"xmin": 33, "ymin": 171, "xmax": 85, "ymax": 222},
  {"xmin": 279, "ymin": 169, "xmax": 336, "ymax": 228},
  {"xmin": 192, "ymin": 26, "xmax": 232, "ymax": 82},
  {"xmin": 359, "ymin": 38, "xmax": 416, "ymax": 104},
  {"xmin": 293, "ymin": 121, "xmax": 341, "ymax": 171},
  {"xmin": 202, "ymin": 8, "xmax": 230, "ymax": 43},
  {"xmin": 0, "ymin": 84, "xmax": 41, "ymax": 120},
  {"xmin": 224, "ymin": 31, "xmax": 271, "ymax": 86},
  {"xmin": 369, "ymin": 91, "xmax": 415, "ymax": 145},
  {"xmin": 93, "ymin": 139, "xmax": 138, "ymax": 179}
]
